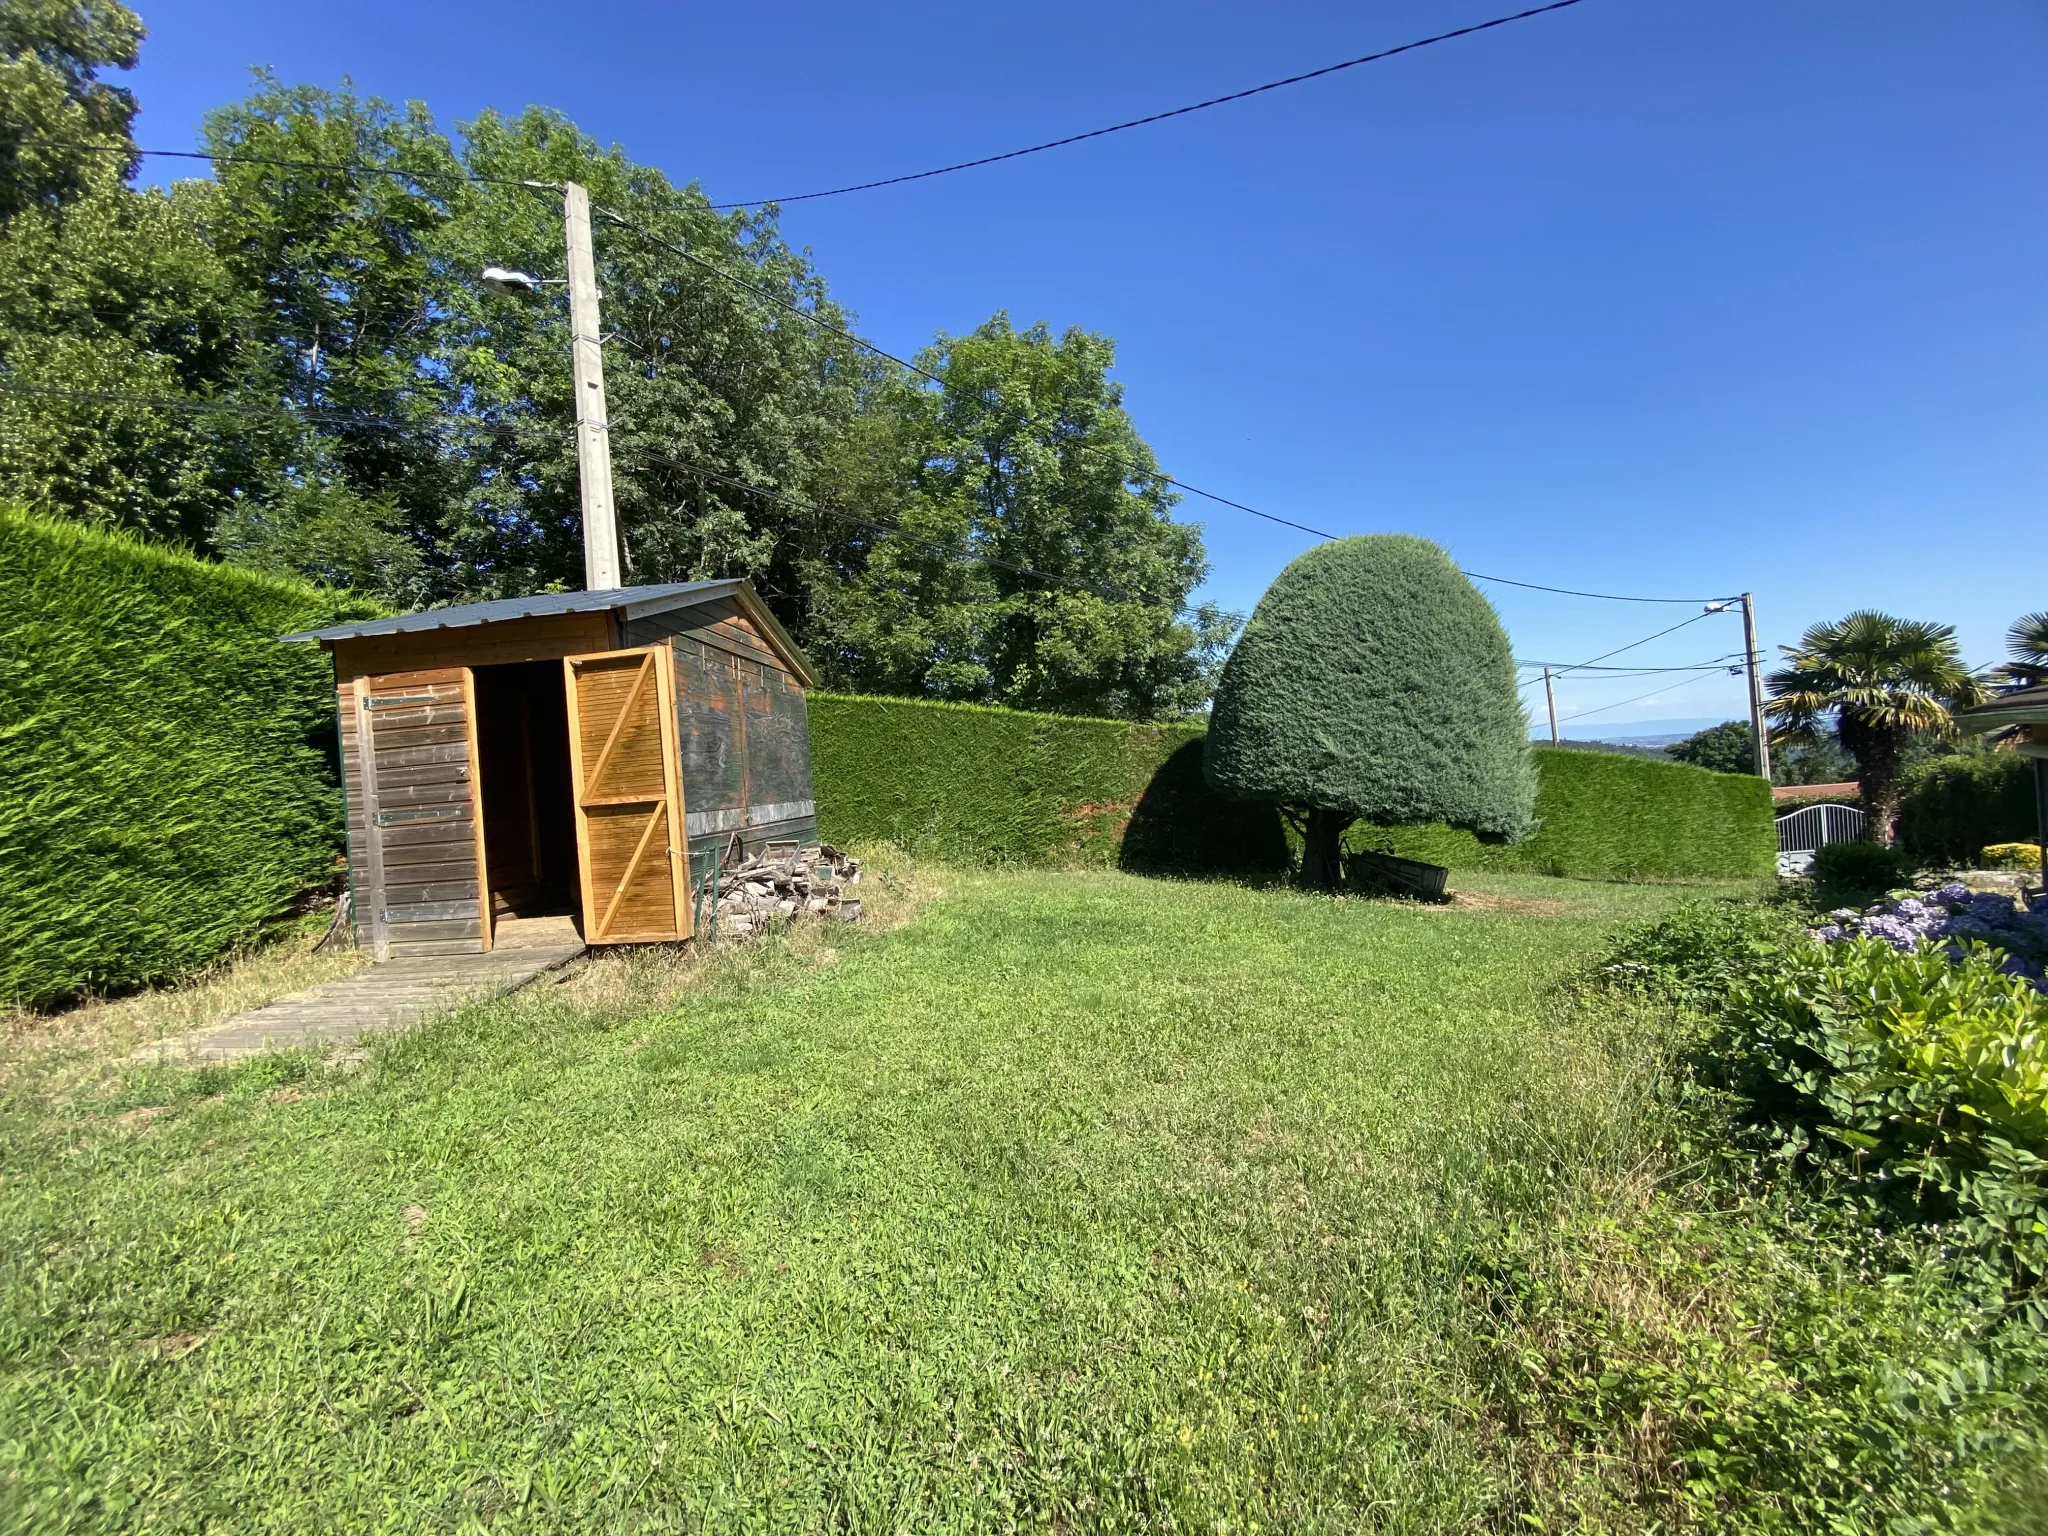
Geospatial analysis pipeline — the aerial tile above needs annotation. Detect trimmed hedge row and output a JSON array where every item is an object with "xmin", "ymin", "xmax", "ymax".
[
  {"xmin": 806, "ymin": 694, "xmax": 1287, "ymax": 875},
  {"xmin": 0, "ymin": 511, "xmax": 375, "ymax": 1009},
  {"xmin": 810, "ymin": 692, "xmax": 1776, "ymax": 882},
  {"xmin": 1356, "ymin": 747, "xmax": 1777, "ymax": 881}
]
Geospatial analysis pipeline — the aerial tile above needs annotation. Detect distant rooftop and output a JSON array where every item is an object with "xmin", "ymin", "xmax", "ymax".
[{"xmin": 1960, "ymin": 684, "xmax": 2048, "ymax": 732}]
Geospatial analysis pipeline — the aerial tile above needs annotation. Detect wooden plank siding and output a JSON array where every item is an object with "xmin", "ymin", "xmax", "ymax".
[
  {"xmin": 623, "ymin": 601, "xmax": 817, "ymax": 890},
  {"xmin": 338, "ymin": 667, "xmax": 485, "ymax": 959}
]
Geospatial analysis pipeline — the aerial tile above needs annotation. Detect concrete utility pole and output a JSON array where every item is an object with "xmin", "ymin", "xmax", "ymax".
[
  {"xmin": 1740, "ymin": 591, "xmax": 1773, "ymax": 781},
  {"xmin": 1543, "ymin": 666, "xmax": 1560, "ymax": 744},
  {"xmin": 562, "ymin": 182, "xmax": 622, "ymax": 591}
]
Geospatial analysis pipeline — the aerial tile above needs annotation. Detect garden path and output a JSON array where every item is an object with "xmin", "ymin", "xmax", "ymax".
[{"xmin": 135, "ymin": 937, "xmax": 585, "ymax": 1062}]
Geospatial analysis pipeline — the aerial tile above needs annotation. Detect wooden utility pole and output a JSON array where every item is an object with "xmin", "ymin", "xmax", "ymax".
[
  {"xmin": 1542, "ymin": 666, "xmax": 1559, "ymax": 744},
  {"xmin": 1740, "ymin": 592, "xmax": 1772, "ymax": 780},
  {"xmin": 562, "ymin": 182, "xmax": 622, "ymax": 591}
]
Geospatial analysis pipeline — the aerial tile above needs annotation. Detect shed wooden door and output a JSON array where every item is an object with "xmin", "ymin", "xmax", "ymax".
[
  {"xmin": 563, "ymin": 645, "xmax": 692, "ymax": 943},
  {"xmin": 344, "ymin": 668, "xmax": 487, "ymax": 960}
]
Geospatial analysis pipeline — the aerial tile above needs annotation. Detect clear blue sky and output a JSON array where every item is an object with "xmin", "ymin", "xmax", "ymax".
[{"xmin": 126, "ymin": 0, "xmax": 2048, "ymax": 732}]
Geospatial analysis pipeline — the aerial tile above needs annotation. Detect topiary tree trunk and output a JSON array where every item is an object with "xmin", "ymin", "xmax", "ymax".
[{"xmin": 1298, "ymin": 807, "xmax": 1351, "ymax": 890}]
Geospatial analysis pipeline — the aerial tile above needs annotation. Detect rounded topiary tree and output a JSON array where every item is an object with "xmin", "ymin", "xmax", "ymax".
[{"xmin": 1204, "ymin": 534, "xmax": 1536, "ymax": 887}]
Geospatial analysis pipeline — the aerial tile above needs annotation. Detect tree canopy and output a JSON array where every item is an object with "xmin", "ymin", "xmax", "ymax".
[
  {"xmin": 1666, "ymin": 720, "xmax": 1757, "ymax": 776},
  {"xmin": 805, "ymin": 316, "xmax": 1230, "ymax": 718},
  {"xmin": 0, "ymin": 2, "xmax": 1224, "ymax": 720},
  {"xmin": 1205, "ymin": 534, "xmax": 1535, "ymax": 884}
]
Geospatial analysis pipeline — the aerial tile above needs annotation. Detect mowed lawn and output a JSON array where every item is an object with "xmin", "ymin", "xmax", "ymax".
[{"xmin": 0, "ymin": 867, "xmax": 1732, "ymax": 1533}]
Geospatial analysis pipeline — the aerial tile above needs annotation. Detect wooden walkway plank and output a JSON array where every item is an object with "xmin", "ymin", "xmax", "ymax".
[{"xmin": 136, "ymin": 943, "xmax": 586, "ymax": 1063}]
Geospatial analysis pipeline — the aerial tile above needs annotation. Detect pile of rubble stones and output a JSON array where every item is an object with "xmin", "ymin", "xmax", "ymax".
[{"xmin": 704, "ymin": 842, "xmax": 861, "ymax": 938}]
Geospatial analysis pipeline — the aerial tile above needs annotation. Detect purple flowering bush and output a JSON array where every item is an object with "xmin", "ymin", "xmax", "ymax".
[{"xmin": 1815, "ymin": 883, "xmax": 2048, "ymax": 985}]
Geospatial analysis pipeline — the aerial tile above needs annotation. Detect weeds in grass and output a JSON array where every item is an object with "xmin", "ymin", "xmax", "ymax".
[{"xmin": 0, "ymin": 863, "xmax": 1742, "ymax": 1532}]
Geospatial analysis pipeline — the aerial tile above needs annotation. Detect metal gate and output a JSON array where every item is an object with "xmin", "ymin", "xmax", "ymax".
[{"xmin": 1775, "ymin": 801, "xmax": 1867, "ymax": 875}]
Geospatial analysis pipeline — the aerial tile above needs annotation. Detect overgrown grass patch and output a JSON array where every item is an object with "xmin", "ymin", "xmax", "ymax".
[{"xmin": 0, "ymin": 863, "xmax": 1721, "ymax": 1532}]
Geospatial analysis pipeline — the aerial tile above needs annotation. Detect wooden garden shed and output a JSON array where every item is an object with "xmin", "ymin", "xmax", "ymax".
[{"xmin": 284, "ymin": 580, "xmax": 819, "ymax": 959}]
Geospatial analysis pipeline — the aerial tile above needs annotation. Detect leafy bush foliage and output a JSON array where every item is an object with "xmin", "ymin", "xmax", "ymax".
[
  {"xmin": 1205, "ymin": 534, "xmax": 1536, "ymax": 837},
  {"xmin": 1898, "ymin": 752, "xmax": 2038, "ymax": 866},
  {"xmin": 1716, "ymin": 938, "xmax": 2048, "ymax": 1288},
  {"xmin": 1595, "ymin": 896, "xmax": 1812, "ymax": 1003},
  {"xmin": 1543, "ymin": 900, "xmax": 2048, "ymax": 1529},
  {"xmin": 0, "ymin": 510, "xmax": 376, "ymax": 1008},
  {"xmin": 1809, "ymin": 838, "xmax": 1911, "ymax": 903},
  {"xmin": 1983, "ymin": 842, "xmax": 2045, "ymax": 872}
]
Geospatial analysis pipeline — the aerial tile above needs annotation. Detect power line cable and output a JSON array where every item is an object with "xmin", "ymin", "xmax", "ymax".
[
  {"xmin": 595, "ymin": 210, "xmax": 1735, "ymax": 608},
  {"xmin": 1517, "ymin": 651, "xmax": 1746, "ymax": 673},
  {"xmin": 1539, "ymin": 610, "xmax": 1724, "ymax": 683},
  {"xmin": 1553, "ymin": 669, "xmax": 1730, "ymax": 728},
  {"xmin": 708, "ymin": 0, "xmax": 1594, "ymax": 207}
]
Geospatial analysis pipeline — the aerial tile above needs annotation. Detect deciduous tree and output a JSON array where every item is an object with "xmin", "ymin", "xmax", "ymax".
[{"xmin": 805, "ymin": 315, "xmax": 1230, "ymax": 720}]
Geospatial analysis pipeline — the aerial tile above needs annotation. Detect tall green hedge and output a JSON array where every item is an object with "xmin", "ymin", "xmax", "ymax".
[
  {"xmin": 1896, "ymin": 753, "xmax": 2038, "ymax": 866},
  {"xmin": 1355, "ymin": 746, "xmax": 1776, "ymax": 881},
  {"xmin": 806, "ymin": 694, "xmax": 1287, "ymax": 874},
  {"xmin": 0, "ymin": 511, "xmax": 376, "ymax": 1009},
  {"xmin": 810, "ymin": 693, "xmax": 1774, "ymax": 882}
]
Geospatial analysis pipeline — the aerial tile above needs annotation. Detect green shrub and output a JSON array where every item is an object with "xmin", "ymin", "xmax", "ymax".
[
  {"xmin": 1719, "ymin": 938, "xmax": 2048, "ymax": 1286},
  {"xmin": 1204, "ymin": 534, "xmax": 1534, "ymax": 882},
  {"xmin": 0, "ymin": 510, "xmax": 377, "ymax": 1009},
  {"xmin": 1898, "ymin": 752, "xmax": 2037, "ymax": 866},
  {"xmin": 1597, "ymin": 896, "xmax": 1812, "ymax": 1004},
  {"xmin": 1983, "ymin": 842, "xmax": 2045, "ymax": 872},
  {"xmin": 1563, "ymin": 905, "xmax": 2048, "ymax": 1529},
  {"xmin": 1809, "ymin": 839, "xmax": 1911, "ymax": 903}
]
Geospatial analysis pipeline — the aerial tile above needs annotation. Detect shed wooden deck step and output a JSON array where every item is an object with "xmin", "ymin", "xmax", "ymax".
[{"xmin": 139, "ymin": 944, "xmax": 586, "ymax": 1063}]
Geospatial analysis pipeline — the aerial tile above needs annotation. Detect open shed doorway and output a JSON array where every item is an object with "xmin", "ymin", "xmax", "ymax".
[{"xmin": 471, "ymin": 660, "xmax": 581, "ymax": 942}]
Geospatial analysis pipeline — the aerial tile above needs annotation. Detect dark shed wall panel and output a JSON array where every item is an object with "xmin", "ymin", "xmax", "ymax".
[
  {"xmin": 625, "ymin": 596, "xmax": 781, "ymax": 670},
  {"xmin": 626, "ymin": 605, "xmax": 821, "ymax": 887}
]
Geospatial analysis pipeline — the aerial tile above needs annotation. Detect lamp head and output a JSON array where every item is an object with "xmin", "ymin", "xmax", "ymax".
[{"xmin": 480, "ymin": 266, "xmax": 543, "ymax": 296}]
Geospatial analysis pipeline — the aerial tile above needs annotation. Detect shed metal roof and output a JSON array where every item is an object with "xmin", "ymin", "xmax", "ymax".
[
  {"xmin": 1959, "ymin": 684, "xmax": 2048, "ymax": 733},
  {"xmin": 280, "ymin": 578, "xmax": 816, "ymax": 685}
]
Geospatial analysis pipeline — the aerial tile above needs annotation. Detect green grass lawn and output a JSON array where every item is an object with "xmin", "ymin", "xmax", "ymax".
[{"xmin": 0, "ymin": 866, "xmax": 1741, "ymax": 1533}]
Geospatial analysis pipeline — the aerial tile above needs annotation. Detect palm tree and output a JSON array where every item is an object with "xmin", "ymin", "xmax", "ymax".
[
  {"xmin": 1993, "ymin": 611, "xmax": 2048, "ymax": 690},
  {"xmin": 1766, "ymin": 611, "xmax": 1983, "ymax": 845}
]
